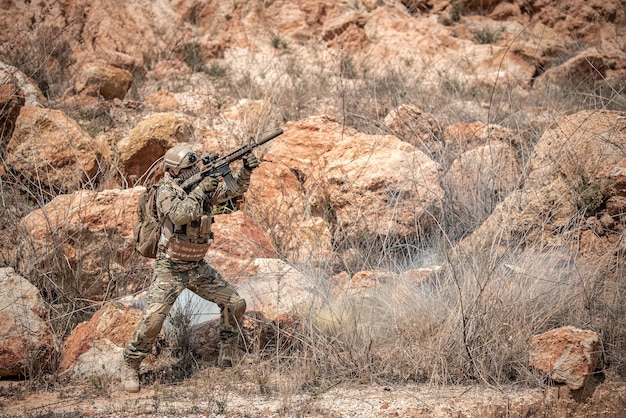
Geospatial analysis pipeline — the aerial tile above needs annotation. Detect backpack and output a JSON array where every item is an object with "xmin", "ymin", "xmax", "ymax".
[{"xmin": 133, "ymin": 184, "xmax": 164, "ymax": 258}]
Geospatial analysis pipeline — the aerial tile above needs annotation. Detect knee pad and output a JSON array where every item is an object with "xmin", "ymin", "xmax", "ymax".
[
  {"xmin": 144, "ymin": 312, "xmax": 167, "ymax": 339},
  {"xmin": 230, "ymin": 296, "xmax": 246, "ymax": 319}
]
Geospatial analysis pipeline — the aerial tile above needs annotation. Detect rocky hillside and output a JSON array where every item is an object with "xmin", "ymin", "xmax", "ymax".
[{"xmin": 0, "ymin": 0, "xmax": 625, "ymax": 416}]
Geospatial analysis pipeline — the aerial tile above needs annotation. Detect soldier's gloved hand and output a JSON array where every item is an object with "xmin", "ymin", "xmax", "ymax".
[
  {"xmin": 243, "ymin": 153, "xmax": 259, "ymax": 171},
  {"xmin": 198, "ymin": 175, "xmax": 218, "ymax": 194},
  {"xmin": 189, "ymin": 176, "xmax": 218, "ymax": 202}
]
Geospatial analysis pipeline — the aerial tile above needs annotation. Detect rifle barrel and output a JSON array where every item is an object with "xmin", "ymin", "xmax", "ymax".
[{"xmin": 257, "ymin": 128, "xmax": 284, "ymax": 146}]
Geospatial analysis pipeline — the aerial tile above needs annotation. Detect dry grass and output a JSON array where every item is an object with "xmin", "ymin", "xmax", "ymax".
[{"xmin": 0, "ymin": 19, "xmax": 624, "ymax": 407}]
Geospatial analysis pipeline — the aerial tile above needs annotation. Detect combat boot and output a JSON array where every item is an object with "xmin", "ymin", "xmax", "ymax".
[
  {"xmin": 218, "ymin": 340, "xmax": 237, "ymax": 367},
  {"xmin": 218, "ymin": 340, "xmax": 256, "ymax": 367},
  {"xmin": 121, "ymin": 361, "xmax": 140, "ymax": 393}
]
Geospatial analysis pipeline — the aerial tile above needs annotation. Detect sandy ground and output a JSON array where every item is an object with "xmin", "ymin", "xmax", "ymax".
[{"xmin": 1, "ymin": 368, "xmax": 625, "ymax": 417}]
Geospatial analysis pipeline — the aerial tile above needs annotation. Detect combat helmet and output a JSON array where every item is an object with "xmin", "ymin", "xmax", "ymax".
[{"xmin": 162, "ymin": 144, "xmax": 198, "ymax": 176}]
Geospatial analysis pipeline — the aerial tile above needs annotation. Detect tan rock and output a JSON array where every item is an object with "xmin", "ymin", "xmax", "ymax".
[
  {"xmin": 116, "ymin": 112, "xmax": 194, "ymax": 185},
  {"xmin": 533, "ymin": 48, "xmax": 608, "ymax": 90},
  {"xmin": 444, "ymin": 140, "xmax": 521, "ymax": 221},
  {"xmin": 239, "ymin": 258, "xmax": 312, "ymax": 319},
  {"xmin": 222, "ymin": 99, "xmax": 267, "ymax": 124},
  {"xmin": 401, "ymin": 266, "xmax": 443, "ymax": 285},
  {"xmin": 206, "ymin": 211, "xmax": 276, "ymax": 282},
  {"xmin": 323, "ymin": 8, "xmax": 368, "ymax": 52},
  {"xmin": 443, "ymin": 121, "xmax": 486, "ymax": 145},
  {"xmin": 317, "ymin": 132, "xmax": 444, "ymax": 241},
  {"xmin": 529, "ymin": 326, "xmax": 600, "ymax": 390},
  {"xmin": 0, "ymin": 63, "xmax": 46, "ymax": 106},
  {"xmin": 526, "ymin": 110, "xmax": 626, "ymax": 190},
  {"xmin": 74, "ymin": 62, "xmax": 133, "ymax": 100},
  {"xmin": 528, "ymin": 0, "xmax": 626, "ymax": 50},
  {"xmin": 58, "ymin": 302, "xmax": 143, "ymax": 374},
  {"xmin": 245, "ymin": 161, "xmax": 332, "ymax": 263},
  {"xmin": 22, "ymin": 187, "xmax": 138, "ymax": 241},
  {"xmin": 488, "ymin": 2, "xmax": 522, "ymax": 21},
  {"xmin": 5, "ymin": 106, "xmax": 106, "ymax": 193},
  {"xmin": 384, "ymin": 104, "xmax": 443, "ymax": 154},
  {"xmin": 511, "ymin": 23, "xmax": 570, "ymax": 68},
  {"xmin": 265, "ymin": 116, "xmax": 443, "ymax": 250},
  {"xmin": 20, "ymin": 187, "xmax": 146, "ymax": 300},
  {"xmin": 322, "ymin": 9, "xmax": 367, "ymax": 42},
  {"xmin": 344, "ymin": 269, "xmax": 397, "ymax": 296},
  {"xmin": 459, "ymin": 110, "xmax": 626, "ymax": 254},
  {"xmin": 263, "ymin": 115, "xmax": 342, "ymax": 181},
  {"xmin": 145, "ymin": 60, "xmax": 193, "ymax": 82},
  {"xmin": 144, "ymin": 90, "xmax": 181, "ymax": 112},
  {"xmin": 0, "ymin": 267, "xmax": 56, "ymax": 377}
]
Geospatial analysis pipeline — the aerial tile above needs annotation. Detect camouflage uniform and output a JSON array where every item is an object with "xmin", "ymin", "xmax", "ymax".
[{"xmin": 123, "ymin": 164, "xmax": 253, "ymax": 369}]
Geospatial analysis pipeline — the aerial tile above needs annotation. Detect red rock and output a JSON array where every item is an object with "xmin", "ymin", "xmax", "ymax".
[
  {"xmin": 58, "ymin": 302, "xmax": 142, "ymax": 373},
  {"xmin": 529, "ymin": 326, "xmax": 600, "ymax": 390}
]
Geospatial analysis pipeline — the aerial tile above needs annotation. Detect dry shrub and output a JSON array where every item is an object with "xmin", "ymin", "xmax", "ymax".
[
  {"xmin": 0, "ymin": 26, "xmax": 74, "ymax": 100},
  {"xmin": 270, "ymin": 229, "xmax": 624, "ymax": 389}
]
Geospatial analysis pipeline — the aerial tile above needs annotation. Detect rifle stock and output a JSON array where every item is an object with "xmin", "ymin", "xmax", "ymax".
[{"xmin": 180, "ymin": 128, "xmax": 284, "ymax": 192}]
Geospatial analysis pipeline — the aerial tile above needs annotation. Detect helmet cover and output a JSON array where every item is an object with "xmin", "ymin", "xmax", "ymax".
[{"xmin": 162, "ymin": 144, "xmax": 198, "ymax": 175}]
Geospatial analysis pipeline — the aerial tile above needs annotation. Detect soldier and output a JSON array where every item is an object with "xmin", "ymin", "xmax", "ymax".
[{"xmin": 121, "ymin": 144, "xmax": 259, "ymax": 393}]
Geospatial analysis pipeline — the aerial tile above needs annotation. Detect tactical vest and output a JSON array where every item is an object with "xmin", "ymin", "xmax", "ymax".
[
  {"xmin": 161, "ymin": 215, "xmax": 214, "ymax": 262},
  {"xmin": 156, "ymin": 176, "xmax": 215, "ymax": 262}
]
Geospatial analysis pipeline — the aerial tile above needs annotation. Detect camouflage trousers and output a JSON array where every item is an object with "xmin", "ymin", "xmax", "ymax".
[{"xmin": 123, "ymin": 255, "xmax": 245, "ymax": 366}]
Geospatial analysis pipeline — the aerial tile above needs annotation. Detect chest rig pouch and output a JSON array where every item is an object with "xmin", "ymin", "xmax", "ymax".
[{"xmin": 165, "ymin": 215, "xmax": 214, "ymax": 262}]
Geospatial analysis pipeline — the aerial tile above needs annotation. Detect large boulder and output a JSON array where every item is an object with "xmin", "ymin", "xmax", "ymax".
[
  {"xmin": 238, "ymin": 258, "xmax": 313, "ymax": 320},
  {"xmin": 58, "ymin": 302, "xmax": 142, "ymax": 377},
  {"xmin": 459, "ymin": 110, "xmax": 626, "ymax": 253},
  {"xmin": 0, "ymin": 267, "xmax": 56, "ymax": 377},
  {"xmin": 4, "ymin": 106, "xmax": 107, "ymax": 194},
  {"xmin": 256, "ymin": 116, "xmax": 351, "ymax": 261},
  {"xmin": 525, "ymin": 110, "xmax": 626, "ymax": 190},
  {"xmin": 20, "ymin": 187, "xmax": 145, "ymax": 301},
  {"xmin": 74, "ymin": 62, "xmax": 133, "ymax": 100},
  {"xmin": 383, "ymin": 104, "xmax": 444, "ymax": 156},
  {"xmin": 20, "ymin": 186, "xmax": 278, "ymax": 300},
  {"xmin": 529, "ymin": 326, "xmax": 600, "ymax": 390},
  {"xmin": 245, "ymin": 160, "xmax": 333, "ymax": 263},
  {"xmin": 115, "ymin": 112, "xmax": 194, "ymax": 185},
  {"xmin": 257, "ymin": 116, "xmax": 444, "ymax": 260},
  {"xmin": 525, "ymin": 0, "xmax": 626, "ymax": 53},
  {"xmin": 533, "ymin": 48, "xmax": 609, "ymax": 91},
  {"xmin": 444, "ymin": 140, "xmax": 521, "ymax": 225},
  {"xmin": 510, "ymin": 23, "xmax": 570, "ymax": 73},
  {"xmin": 263, "ymin": 116, "xmax": 339, "ymax": 183},
  {"xmin": 206, "ymin": 211, "xmax": 277, "ymax": 282},
  {"xmin": 315, "ymin": 131, "xmax": 443, "ymax": 245}
]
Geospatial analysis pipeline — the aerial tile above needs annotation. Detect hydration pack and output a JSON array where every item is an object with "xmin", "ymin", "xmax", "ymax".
[{"xmin": 133, "ymin": 185, "xmax": 163, "ymax": 258}]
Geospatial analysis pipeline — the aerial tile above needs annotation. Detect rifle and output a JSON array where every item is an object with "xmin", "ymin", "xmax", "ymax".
[{"xmin": 180, "ymin": 128, "xmax": 284, "ymax": 192}]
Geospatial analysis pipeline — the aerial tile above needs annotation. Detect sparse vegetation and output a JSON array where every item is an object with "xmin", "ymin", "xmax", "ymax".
[
  {"xmin": 472, "ymin": 26, "xmax": 502, "ymax": 45},
  {"xmin": 181, "ymin": 42, "xmax": 206, "ymax": 73},
  {"xmin": 439, "ymin": 0, "xmax": 464, "ymax": 26},
  {"xmin": 270, "ymin": 33, "xmax": 288, "ymax": 50},
  {"xmin": 0, "ymin": 1, "xmax": 625, "ymax": 416}
]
